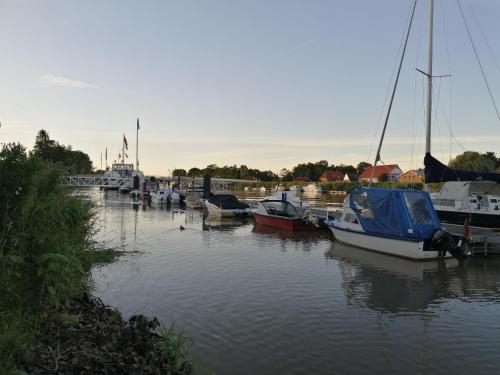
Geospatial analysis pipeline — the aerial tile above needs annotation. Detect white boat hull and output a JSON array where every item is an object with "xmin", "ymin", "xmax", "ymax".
[
  {"xmin": 205, "ymin": 201, "xmax": 249, "ymax": 218},
  {"xmin": 328, "ymin": 225, "xmax": 449, "ymax": 260},
  {"xmin": 150, "ymin": 193, "xmax": 180, "ymax": 204}
]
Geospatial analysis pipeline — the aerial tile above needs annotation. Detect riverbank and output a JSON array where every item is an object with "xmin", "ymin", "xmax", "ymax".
[
  {"xmin": 23, "ymin": 293, "xmax": 192, "ymax": 375},
  {"xmin": 0, "ymin": 143, "xmax": 193, "ymax": 374}
]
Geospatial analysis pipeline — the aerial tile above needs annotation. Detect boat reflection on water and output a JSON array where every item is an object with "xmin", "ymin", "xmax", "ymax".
[
  {"xmin": 252, "ymin": 223, "xmax": 327, "ymax": 243},
  {"xmin": 202, "ymin": 215, "xmax": 250, "ymax": 232},
  {"xmin": 327, "ymin": 242, "xmax": 500, "ymax": 313}
]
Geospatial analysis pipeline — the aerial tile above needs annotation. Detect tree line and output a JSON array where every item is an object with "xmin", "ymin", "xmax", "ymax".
[
  {"xmin": 173, "ymin": 161, "xmax": 373, "ymax": 181},
  {"xmin": 33, "ymin": 129, "xmax": 93, "ymax": 174},
  {"xmin": 19, "ymin": 130, "xmax": 500, "ymax": 180}
]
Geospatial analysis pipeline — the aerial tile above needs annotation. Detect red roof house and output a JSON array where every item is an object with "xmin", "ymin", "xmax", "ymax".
[
  {"xmin": 294, "ymin": 176, "xmax": 310, "ymax": 182},
  {"xmin": 320, "ymin": 170, "xmax": 345, "ymax": 182},
  {"xmin": 359, "ymin": 164, "xmax": 402, "ymax": 182}
]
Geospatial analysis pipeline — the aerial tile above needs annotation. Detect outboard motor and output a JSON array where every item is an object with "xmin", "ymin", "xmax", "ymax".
[{"xmin": 431, "ymin": 228, "xmax": 466, "ymax": 260}]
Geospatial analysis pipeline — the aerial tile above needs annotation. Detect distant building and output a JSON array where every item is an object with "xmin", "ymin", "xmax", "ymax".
[
  {"xmin": 319, "ymin": 170, "xmax": 345, "ymax": 182},
  {"xmin": 343, "ymin": 172, "xmax": 359, "ymax": 182},
  {"xmin": 398, "ymin": 169, "xmax": 424, "ymax": 183},
  {"xmin": 359, "ymin": 164, "xmax": 402, "ymax": 182},
  {"xmin": 294, "ymin": 176, "xmax": 310, "ymax": 182}
]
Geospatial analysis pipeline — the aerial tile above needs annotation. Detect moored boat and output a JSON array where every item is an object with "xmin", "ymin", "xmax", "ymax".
[
  {"xmin": 150, "ymin": 188, "xmax": 180, "ymax": 204},
  {"xmin": 303, "ymin": 183, "xmax": 322, "ymax": 193},
  {"xmin": 205, "ymin": 194, "xmax": 251, "ymax": 218},
  {"xmin": 429, "ymin": 180, "xmax": 500, "ymax": 229},
  {"xmin": 263, "ymin": 189, "xmax": 310, "ymax": 210},
  {"xmin": 326, "ymin": 188, "xmax": 465, "ymax": 260},
  {"xmin": 253, "ymin": 200, "xmax": 317, "ymax": 231},
  {"xmin": 185, "ymin": 196, "xmax": 204, "ymax": 209}
]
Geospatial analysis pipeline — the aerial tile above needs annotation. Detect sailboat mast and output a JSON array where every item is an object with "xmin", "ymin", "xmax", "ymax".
[
  {"xmin": 369, "ymin": 0, "xmax": 418, "ymax": 186},
  {"xmin": 425, "ymin": 0, "xmax": 434, "ymax": 154}
]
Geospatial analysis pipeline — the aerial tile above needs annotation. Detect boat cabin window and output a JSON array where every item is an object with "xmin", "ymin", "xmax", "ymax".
[
  {"xmin": 344, "ymin": 212, "xmax": 359, "ymax": 224},
  {"xmin": 490, "ymin": 199, "xmax": 498, "ymax": 203},
  {"xmin": 403, "ymin": 192, "xmax": 433, "ymax": 225},
  {"xmin": 351, "ymin": 192, "xmax": 374, "ymax": 219},
  {"xmin": 470, "ymin": 199, "xmax": 478, "ymax": 204},
  {"xmin": 261, "ymin": 201, "xmax": 298, "ymax": 218}
]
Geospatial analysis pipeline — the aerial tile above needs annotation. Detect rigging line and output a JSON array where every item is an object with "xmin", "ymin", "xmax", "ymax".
[
  {"xmin": 456, "ymin": 0, "xmax": 500, "ymax": 124},
  {"xmin": 369, "ymin": 0, "xmax": 418, "ymax": 186},
  {"xmin": 465, "ymin": 0, "xmax": 500, "ymax": 72},
  {"xmin": 438, "ymin": 0, "xmax": 454, "ymax": 162},
  {"xmin": 410, "ymin": 5, "xmax": 426, "ymax": 171},
  {"xmin": 367, "ymin": 0, "xmax": 417, "ymax": 164},
  {"xmin": 433, "ymin": 78, "xmax": 445, "ymax": 162}
]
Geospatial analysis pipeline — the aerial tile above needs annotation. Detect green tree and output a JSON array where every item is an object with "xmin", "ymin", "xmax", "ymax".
[
  {"xmin": 279, "ymin": 168, "xmax": 293, "ymax": 181},
  {"xmin": 356, "ymin": 161, "xmax": 372, "ymax": 174},
  {"xmin": 187, "ymin": 167, "xmax": 202, "ymax": 177},
  {"xmin": 378, "ymin": 173, "xmax": 389, "ymax": 182},
  {"xmin": 449, "ymin": 151, "xmax": 496, "ymax": 172},
  {"xmin": 32, "ymin": 129, "xmax": 93, "ymax": 174},
  {"xmin": 172, "ymin": 168, "xmax": 187, "ymax": 177}
]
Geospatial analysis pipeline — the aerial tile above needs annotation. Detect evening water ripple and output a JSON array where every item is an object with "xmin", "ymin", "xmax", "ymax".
[{"xmin": 92, "ymin": 190, "xmax": 500, "ymax": 375}]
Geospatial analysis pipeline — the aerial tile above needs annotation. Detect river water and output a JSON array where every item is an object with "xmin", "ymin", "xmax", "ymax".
[{"xmin": 91, "ymin": 189, "xmax": 500, "ymax": 375}]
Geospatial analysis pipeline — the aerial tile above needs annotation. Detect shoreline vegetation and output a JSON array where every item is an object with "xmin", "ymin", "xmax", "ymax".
[{"xmin": 0, "ymin": 140, "xmax": 193, "ymax": 374}]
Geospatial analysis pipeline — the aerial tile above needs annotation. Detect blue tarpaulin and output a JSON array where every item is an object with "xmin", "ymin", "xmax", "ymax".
[{"xmin": 349, "ymin": 188, "xmax": 441, "ymax": 241}]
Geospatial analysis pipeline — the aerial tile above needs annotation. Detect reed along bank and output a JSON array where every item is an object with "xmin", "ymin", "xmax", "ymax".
[{"xmin": 0, "ymin": 142, "xmax": 192, "ymax": 374}]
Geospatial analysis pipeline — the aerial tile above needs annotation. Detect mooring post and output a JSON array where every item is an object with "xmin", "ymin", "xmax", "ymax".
[{"xmin": 203, "ymin": 175, "xmax": 211, "ymax": 199}]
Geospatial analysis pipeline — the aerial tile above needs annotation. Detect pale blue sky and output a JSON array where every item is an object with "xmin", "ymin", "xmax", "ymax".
[{"xmin": 1, "ymin": 0, "xmax": 500, "ymax": 175}]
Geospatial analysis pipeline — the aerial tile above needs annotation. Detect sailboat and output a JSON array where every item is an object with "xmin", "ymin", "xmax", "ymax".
[
  {"xmin": 326, "ymin": 0, "xmax": 466, "ymax": 260},
  {"xmin": 420, "ymin": 2, "xmax": 500, "ymax": 228}
]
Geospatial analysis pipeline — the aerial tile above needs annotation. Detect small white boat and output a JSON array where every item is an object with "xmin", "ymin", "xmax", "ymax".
[
  {"xmin": 430, "ymin": 181, "xmax": 500, "ymax": 228},
  {"xmin": 150, "ymin": 188, "xmax": 180, "ymax": 204},
  {"xmin": 289, "ymin": 185, "xmax": 302, "ymax": 192},
  {"xmin": 259, "ymin": 186, "xmax": 267, "ymax": 192},
  {"xmin": 205, "ymin": 194, "xmax": 251, "ymax": 218},
  {"xmin": 303, "ymin": 183, "xmax": 322, "ymax": 193},
  {"xmin": 185, "ymin": 196, "xmax": 204, "ymax": 209},
  {"xmin": 326, "ymin": 188, "xmax": 466, "ymax": 260}
]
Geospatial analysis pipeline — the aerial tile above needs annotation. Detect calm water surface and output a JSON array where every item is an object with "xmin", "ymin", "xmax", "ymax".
[{"xmin": 91, "ymin": 189, "xmax": 500, "ymax": 375}]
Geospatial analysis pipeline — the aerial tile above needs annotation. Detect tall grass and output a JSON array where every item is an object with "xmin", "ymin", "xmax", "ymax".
[{"xmin": 0, "ymin": 143, "xmax": 112, "ymax": 372}]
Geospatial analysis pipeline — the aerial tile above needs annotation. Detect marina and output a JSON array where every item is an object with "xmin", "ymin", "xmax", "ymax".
[
  {"xmin": 91, "ymin": 188, "xmax": 500, "ymax": 375},
  {"xmin": 3, "ymin": 0, "xmax": 500, "ymax": 374}
]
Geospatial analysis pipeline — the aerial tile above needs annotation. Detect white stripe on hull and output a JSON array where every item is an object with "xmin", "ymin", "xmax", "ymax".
[
  {"xmin": 205, "ymin": 202, "xmax": 248, "ymax": 218},
  {"xmin": 328, "ymin": 226, "xmax": 448, "ymax": 260}
]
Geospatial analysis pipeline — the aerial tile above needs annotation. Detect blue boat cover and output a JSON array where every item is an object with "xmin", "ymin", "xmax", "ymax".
[{"xmin": 349, "ymin": 187, "xmax": 441, "ymax": 241}]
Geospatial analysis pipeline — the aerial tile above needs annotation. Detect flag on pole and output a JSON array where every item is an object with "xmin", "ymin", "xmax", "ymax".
[
  {"xmin": 137, "ymin": 118, "xmax": 140, "ymax": 130},
  {"xmin": 123, "ymin": 135, "xmax": 128, "ymax": 150}
]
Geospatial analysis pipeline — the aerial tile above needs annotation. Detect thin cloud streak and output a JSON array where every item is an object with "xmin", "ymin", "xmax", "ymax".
[
  {"xmin": 273, "ymin": 39, "xmax": 317, "ymax": 58},
  {"xmin": 39, "ymin": 75, "xmax": 97, "ymax": 88}
]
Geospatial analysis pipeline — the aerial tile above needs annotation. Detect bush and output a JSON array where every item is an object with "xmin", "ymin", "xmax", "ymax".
[{"xmin": 0, "ymin": 143, "xmax": 98, "ymax": 372}]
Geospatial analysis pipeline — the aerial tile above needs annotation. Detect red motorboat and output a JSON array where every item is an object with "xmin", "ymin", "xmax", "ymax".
[{"xmin": 252, "ymin": 200, "xmax": 318, "ymax": 231}]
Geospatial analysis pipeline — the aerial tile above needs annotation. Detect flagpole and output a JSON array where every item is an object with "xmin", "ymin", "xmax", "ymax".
[
  {"xmin": 122, "ymin": 135, "xmax": 125, "ymax": 164},
  {"xmin": 105, "ymin": 147, "xmax": 108, "ymax": 170},
  {"xmin": 136, "ymin": 118, "xmax": 139, "ymax": 171},
  {"xmin": 100, "ymin": 152, "xmax": 102, "ymax": 172}
]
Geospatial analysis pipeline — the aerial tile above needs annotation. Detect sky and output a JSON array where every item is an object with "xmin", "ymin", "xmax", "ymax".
[{"xmin": 1, "ymin": 0, "xmax": 500, "ymax": 175}]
